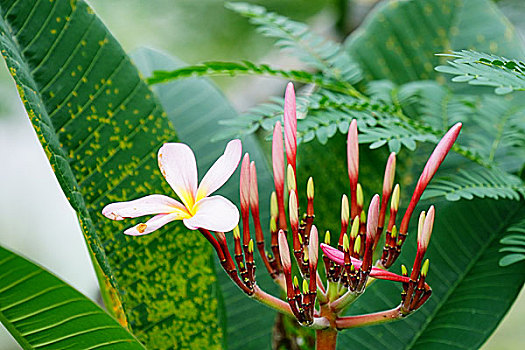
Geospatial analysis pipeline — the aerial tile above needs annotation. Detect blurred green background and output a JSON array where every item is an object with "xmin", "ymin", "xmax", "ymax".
[{"xmin": 0, "ymin": 0, "xmax": 523, "ymax": 349}]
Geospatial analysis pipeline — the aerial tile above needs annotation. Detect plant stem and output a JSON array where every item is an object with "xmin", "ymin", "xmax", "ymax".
[
  {"xmin": 335, "ymin": 306, "xmax": 402, "ymax": 329},
  {"xmin": 251, "ymin": 285, "xmax": 294, "ymax": 318},
  {"xmin": 316, "ymin": 328, "xmax": 338, "ymax": 350}
]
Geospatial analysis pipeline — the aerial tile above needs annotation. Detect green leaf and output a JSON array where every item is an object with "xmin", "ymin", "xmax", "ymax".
[
  {"xmin": 422, "ymin": 167, "xmax": 525, "ymax": 202},
  {"xmin": 0, "ymin": 1, "xmax": 222, "ymax": 348},
  {"xmin": 132, "ymin": 47, "xmax": 279, "ymax": 350},
  {"xmin": 337, "ymin": 199, "xmax": 525, "ymax": 349},
  {"xmin": 499, "ymin": 217, "xmax": 525, "ymax": 266},
  {"xmin": 0, "ymin": 244, "xmax": 145, "ymax": 349},
  {"xmin": 459, "ymin": 94, "xmax": 525, "ymax": 170},
  {"xmin": 226, "ymin": 1, "xmax": 362, "ymax": 84},
  {"xmin": 147, "ymin": 60, "xmax": 354, "ymax": 94},
  {"xmin": 345, "ymin": 0, "xmax": 525, "ymax": 84},
  {"xmin": 436, "ymin": 50, "xmax": 525, "ymax": 94}
]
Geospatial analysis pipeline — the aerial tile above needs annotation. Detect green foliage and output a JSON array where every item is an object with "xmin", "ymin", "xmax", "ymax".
[
  {"xmin": 423, "ymin": 167, "xmax": 525, "ymax": 201},
  {"xmin": 0, "ymin": 244, "xmax": 145, "ymax": 349},
  {"xmin": 132, "ymin": 48, "xmax": 279, "ymax": 350},
  {"xmin": 499, "ymin": 217, "xmax": 525, "ymax": 266},
  {"xmin": 147, "ymin": 60, "xmax": 354, "ymax": 94},
  {"xmin": 461, "ymin": 95, "xmax": 525, "ymax": 169},
  {"xmin": 344, "ymin": 0, "xmax": 525, "ymax": 84},
  {"xmin": 436, "ymin": 50, "xmax": 525, "ymax": 94},
  {"xmin": 382, "ymin": 80, "xmax": 525, "ymax": 170},
  {"xmin": 225, "ymin": 1, "xmax": 362, "ymax": 84},
  {"xmin": 338, "ymin": 199, "xmax": 525, "ymax": 349},
  {"xmin": 220, "ymin": 89, "xmax": 439, "ymax": 153},
  {"xmin": 0, "ymin": 1, "xmax": 222, "ymax": 348},
  {"xmin": 367, "ymin": 80, "xmax": 474, "ymax": 132}
]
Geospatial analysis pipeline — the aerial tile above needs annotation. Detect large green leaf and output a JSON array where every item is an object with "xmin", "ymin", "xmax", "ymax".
[
  {"xmin": 337, "ymin": 199, "xmax": 525, "ymax": 349},
  {"xmin": 0, "ymin": 244, "xmax": 145, "ymax": 349},
  {"xmin": 0, "ymin": 1, "xmax": 222, "ymax": 348},
  {"xmin": 345, "ymin": 0, "xmax": 525, "ymax": 84},
  {"xmin": 132, "ymin": 48, "xmax": 280, "ymax": 349}
]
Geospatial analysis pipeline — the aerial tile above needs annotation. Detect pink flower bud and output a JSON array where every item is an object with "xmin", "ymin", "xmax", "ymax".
[
  {"xmin": 240, "ymin": 153, "xmax": 251, "ymax": 216},
  {"xmin": 272, "ymin": 122, "xmax": 285, "ymax": 192},
  {"xmin": 347, "ymin": 119, "xmax": 359, "ymax": 188},
  {"xmin": 273, "ymin": 121, "xmax": 287, "ymax": 230},
  {"xmin": 347, "ymin": 119, "xmax": 359, "ymax": 217},
  {"xmin": 249, "ymin": 161, "xmax": 259, "ymax": 210},
  {"xmin": 382, "ymin": 152, "xmax": 396, "ymax": 199},
  {"xmin": 284, "ymin": 82, "xmax": 297, "ymax": 173},
  {"xmin": 400, "ymin": 123, "xmax": 461, "ymax": 234},
  {"xmin": 309, "ymin": 225, "xmax": 319, "ymax": 267},
  {"xmin": 418, "ymin": 206, "xmax": 435, "ymax": 252},
  {"xmin": 289, "ymin": 190, "xmax": 299, "ymax": 233},
  {"xmin": 366, "ymin": 194, "xmax": 380, "ymax": 242},
  {"xmin": 278, "ymin": 229, "xmax": 291, "ymax": 272},
  {"xmin": 341, "ymin": 194, "xmax": 350, "ymax": 226}
]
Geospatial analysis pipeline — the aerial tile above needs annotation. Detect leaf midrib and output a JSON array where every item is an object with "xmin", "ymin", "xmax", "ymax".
[{"xmin": 405, "ymin": 200, "xmax": 523, "ymax": 349}]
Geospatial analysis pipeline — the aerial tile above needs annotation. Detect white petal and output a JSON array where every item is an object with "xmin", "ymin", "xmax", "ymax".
[
  {"xmin": 183, "ymin": 195, "xmax": 239, "ymax": 232},
  {"xmin": 124, "ymin": 213, "xmax": 180, "ymax": 236},
  {"xmin": 102, "ymin": 194, "xmax": 188, "ymax": 220},
  {"xmin": 158, "ymin": 143, "xmax": 198, "ymax": 209},
  {"xmin": 196, "ymin": 139, "xmax": 242, "ymax": 201}
]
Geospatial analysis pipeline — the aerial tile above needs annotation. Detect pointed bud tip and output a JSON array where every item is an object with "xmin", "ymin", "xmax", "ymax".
[
  {"xmin": 383, "ymin": 153, "xmax": 396, "ymax": 196},
  {"xmin": 343, "ymin": 234, "xmax": 350, "ymax": 252},
  {"xmin": 287, "ymin": 164, "xmax": 296, "ymax": 193},
  {"xmin": 356, "ymin": 183, "xmax": 364, "ymax": 207},
  {"xmin": 417, "ymin": 211, "xmax": 426, "ymax": 244},
  {"xmin": 248, "ymin": 239, "xmax": 254, "ymax": 253},
  {"xmin": 350, "ymin": 216, "xmax": 360, "ymax": 238},
  {"xmin": 341, "ymin": 194, "xmax": 350, "ymax": 224},
  {"xmin": 421, "ymin": 259, "xmax": 430, "ymax": 277},
  {"xmin": 270, "ymin": 192, "xmax": 278, "ymax": 218},
  {"xmin": 324, "ymin": 230, "xmax": 331, "ymax": 245},
  {"xmin": 233, "ymin": 226, "xmax": 240, "ymax": 239},
  {"xmin": 391, "ymin": 184, "xmax": 400, "ymax": 211},
  {"xmin": 354, "ymin": 235, "xmax": 362, "ymax": 255},
  {"xmin": 401, "ymin": 264, "xmax": 408, "ymax": 276},
  {"xmin": 367, "ymin": 194, "xmax": 380, "ymax": 240},
  {"xmin": 307, "ymin": 177, "xmax": 314, "ymax": 199},
  {"xmin": 347, "ymin": 119, "xmax": 359, "ymax": 184},
  {"xmin": 420, "ymin": 206, "xmax": 435, "ymax": 251},
  {"xmin": 309, "ymin": 225, "xmax": 319, "ymax": 264},
  {"xmin": 278, "ymin": 230, "xmax": 291, "ymax": 270},
  {"xmin": 270, "ymin": 216, "xmax": 277, "ymax": 233},
  {"xmin": 289, "ymin": 191, "xmax": 298, "ymax": 226},
  {"xmin": 302, "ymin": 278, "xmax": 309, "ymax": 294},
  {"xmin": 293, "ymin": 275, "xmax": 299, "ymax": 288}
]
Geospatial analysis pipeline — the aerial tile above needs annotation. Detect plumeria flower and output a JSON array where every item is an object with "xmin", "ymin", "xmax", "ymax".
[{"xmin": 102, "ymin": 140, "xmax": 242, "ymax": 235}]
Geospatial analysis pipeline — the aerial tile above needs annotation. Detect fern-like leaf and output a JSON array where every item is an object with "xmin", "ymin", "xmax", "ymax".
[
  {"xmin": 436, "ymin": 50, "xmax": 525, "ymax": 94},
  {"xmin": 226, "ymin": 2, "xmax": 362, "ymax": 84},
  {"xmin": 422, "ymin": 167, "xmax": 525, "ymax": 202},
  {"xmin": 462, "ymin": 95, "xmax": 525, "ymax": 170},
  {"xmin": 221, "ymin": 89, "xmax": 438, "ymax": 152},
  {"xmin": 147, "ymin": 60, "xmax": 354, "ymax": 93},
  {"xmin": 367, "ymin": 80, "xmax": 474, "ymax": 131},
  {"xmin": 499, "ymin": 216, "xmax": 525, "ymax": 266}
]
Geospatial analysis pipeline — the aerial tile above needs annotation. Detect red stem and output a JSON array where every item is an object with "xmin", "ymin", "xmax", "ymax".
[
  {"xmin": 199, "ymin": 228, "xmax": 224, "ymax": 261},
  {"xmin": 336, "ymin": 306, "xmax": 402, "ymax": 329}
]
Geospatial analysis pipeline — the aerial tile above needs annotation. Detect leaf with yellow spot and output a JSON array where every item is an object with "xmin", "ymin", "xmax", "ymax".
[{"xmin": 0, "ymin": 0, "xmax": 223, "ymax": 348}]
